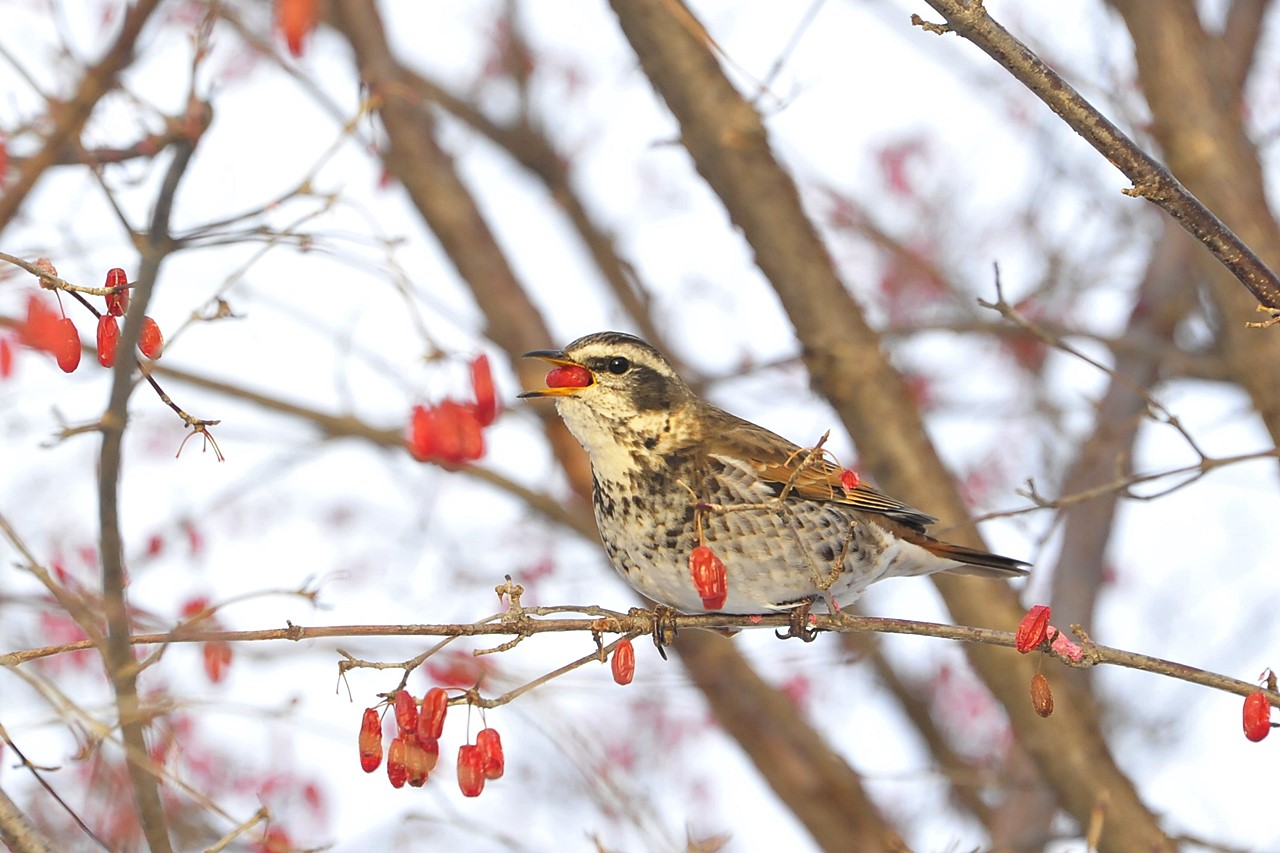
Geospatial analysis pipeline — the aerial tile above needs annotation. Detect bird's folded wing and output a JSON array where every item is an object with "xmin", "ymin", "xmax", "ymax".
[{"xmin": 712, "ymin": 419, "xmax": 938, "ymax": 531}]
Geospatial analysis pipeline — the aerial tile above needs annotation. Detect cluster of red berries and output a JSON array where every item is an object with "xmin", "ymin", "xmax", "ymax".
[
  {"xmin": 13, "ymin": 267, "xmax": 163, "ymax": 374},
  {"xmin": 406, "ymin": 354, "xmax": 498, "ymax": 464},
  {"xmin": 359, "ymin": 687, "xmax": 504, "ymax": 797}
]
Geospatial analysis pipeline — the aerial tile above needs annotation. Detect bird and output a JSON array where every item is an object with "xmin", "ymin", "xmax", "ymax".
[{"xmin": 519, "ymin": 331, "xmax": 1027, "ymax": 617}]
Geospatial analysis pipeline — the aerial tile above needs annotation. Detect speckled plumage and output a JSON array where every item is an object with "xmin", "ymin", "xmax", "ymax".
[{"xmin": 520, "ymin": 332, "xmax": 1027, "ymax": 614}]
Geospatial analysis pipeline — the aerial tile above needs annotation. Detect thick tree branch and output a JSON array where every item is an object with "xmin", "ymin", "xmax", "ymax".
[
  {"xmin": 1049, "ymin": 224, "xmax": 1198, "ymax": 630},
  {"xmin": 402, "ymin": 71, "xmax": 681, "ymax": 368},
  {"xmin": 843, "ymin": 629, "xmax": 994, "ymax": 830},
  {"xmin": 93, "ymin": 122, "xmax": 201, "ymax": 853},
  {"xmin": 676, "ymin": 633, "xmax": 911, "ymax": 852}
]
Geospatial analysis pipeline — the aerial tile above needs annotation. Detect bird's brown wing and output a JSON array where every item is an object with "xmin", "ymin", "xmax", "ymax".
[
  {"xmin": 703, "ymin": 414, "xmax": 1029, "ymax": 577},
  {"xmin": 709, "ymin": 416, "xmax": 937, "ymax": 531}
]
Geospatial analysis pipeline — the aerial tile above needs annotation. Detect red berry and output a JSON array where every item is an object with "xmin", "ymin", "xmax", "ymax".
[
  {"xmin": 386, "ymin": 737, "xmax": 407, "ymax": 788},
  {"xmin": 457, "ymin": 744, "xmax": 485, "ymax": 797},
  {"xmin": 96, "ymin": 314, "xmax": 120, "ymax": 368},
  {"xmin": 434, "ymin": 401, "xmax": 465, "ymax": 463},
  {"xmin": 0, "ymin": 337, "xmax": 12, "ymax": 379},
  {"xmin": 455, "ymin": 402, "xmax": 485, "ymax": 461},
  {"xmin": 104, "ymin": 268, "xmax": 129, "ymax": 316},
  {"xmin": 424, "ymin": 650, "xmax": 489, "ymax": 687},
  {"xmin": 276, "ymin": 0, "xmax": 318, "ymax": 57},
  {"xmin": 201, "ymin": 641, "xmax": 233, "ymax": 683},
  {"xmin": 544, "ymin": 365, "xmax": 592, "ymax": 389},
  {"xmin": 403, "ymin": 734, "xmax": 432, "ymax": 787},
  {"xmin": 471, "ymin": 354, "xmax": 498, "ymax": 426},
  {"xmin": 139, "ymin": 316, "xmax": 163, "ymax": 359},
  {"xmin": 1244, "ymin": 691, "xmax": 1272, "ymax": 742},
  {"xmin": 54, "ymin": 318, "xmax": 80, "ymax": 373},
  {"xmin": 418, "ymin": 400, "xmax": 485, "ymax": 464},
  {"xmin": 840, "ymin": 469, "xmax": 860, "ymax": 492},
  {"xmin": 393, "ymin": 690, "xmax": 418, "ymax": 734},
  {"xmin": 689, "ymin": 545, "xmax": 727, "ymax": 610},
  {"xmin": 1014, "ymin": 605, "xmax": 1052, "ymax": 654},
  {"xmin": 476, "ymin": 727, "xmax": 504, "ymax": 779},
  {"xmin": 611, "ymin": 638, "xmax": 635, "ymax": 686},
  {"xmin": 18, "ymin": 295, "xmax": 62, "ymax": 353},
  {"xmin": 407, "ymin": 405, "xmax": 437, "ymax": 462},
  {"xmin": 1030, "ymin": 673, "xmax": 1054, "ymax": 718},
  {"xmin": 255, "ymin": 827, "xmax": 292, "ymax": 853},
  {"xmin": 180, "ymin": 596, "xmax": 211, "ymax": 619},
  {"xmin": 359, "ymin": 708, "xmax": 383, "ymax": 773},
  {"xmin": 417, "ymin": 735, "xmax": 440, "ymax": 774},
  {"xmin": 418, "ymin": 687, "xmax": 448, "ymax": 740}
]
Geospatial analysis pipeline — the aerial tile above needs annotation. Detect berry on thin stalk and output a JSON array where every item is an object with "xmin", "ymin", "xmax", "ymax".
[
  {"xmin": 476, "ymin": 727, "xmax": 504, "ymax": 779},
  {"xmin": 394, "ymin": 690, "xmax": 418, "ymax": 734},
  {"xmin": 1244, "ymin": 691, "xmax": 1273, "ymax": 742},
  {"xmin": 54, "ymin": 318, "xmax": 80, "ymax": 373},
  {"xmin": 418, "ymin": 687, "xmax": 449, "ymax": 740},
  {"xmin": 358, "ymin": 708, "xmax": 383, "ymax": 773},
  {"xmin": 139, "ymin": 317, "xmax": 163, "ymax": 359},
  {"xmin": 457, "ymin": 744, "xmax": 485, "ymax": 797},
  {"xmin": 403, "ymin": 735, "xmax": 432, "ymax": 787},
  {"xmin": 104, "ymin": 268, "xmax": 129, "ymax": 316},
  {"xmin": 1030, "ymin": 673, "xmax": 1054, "ymax": 718},
  {"xmin": 689, "ymin": 545, "xmax": 727, "ymax": 610},
  {"xmin": 471, "ymin": 354, "xmax": 498, "ymax": 426},
  {"xmin": 97, "ymin": 315, "xmax": 120, "ymax": 368},
  {"xmin": 386, "ymin": 737, "xmax": 407, "ymax": 788},
  {"xmin": 611, "ymin": 638, "xmax": 635, "ymax": 685}
]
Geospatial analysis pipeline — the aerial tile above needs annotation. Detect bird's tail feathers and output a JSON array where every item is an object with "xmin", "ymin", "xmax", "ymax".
[{"xmin": 924, "ymin": 540, "xmax": 1030, "ymax": 578}]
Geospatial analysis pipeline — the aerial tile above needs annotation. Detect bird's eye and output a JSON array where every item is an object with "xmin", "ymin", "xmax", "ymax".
[{"xmin": 607, "ymin": 356, "xmax": 631, "ymax": 375}]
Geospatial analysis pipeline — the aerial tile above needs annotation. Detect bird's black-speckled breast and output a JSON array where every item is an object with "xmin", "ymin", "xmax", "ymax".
[{"xmin": 589, "ymin": 451, "xmax": 904, "ymax": 612}]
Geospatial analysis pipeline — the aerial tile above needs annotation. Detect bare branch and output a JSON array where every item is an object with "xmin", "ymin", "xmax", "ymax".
[
  {"xmin": 913, "ymin": 0, "xmax": 1280, "ymax": 314},
  {"xmin": 5, "ymin": 608, "xmax": 1275, "ymax": 712},
  {"xmin": 0, "ymin": 0, "xmax": 166, "ymax": 230},
  {"xmin": 0, "ymin": 784, "xmax": 58, "ymax": 853}
]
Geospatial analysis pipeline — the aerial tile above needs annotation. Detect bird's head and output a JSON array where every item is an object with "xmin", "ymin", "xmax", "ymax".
[{"xmin": 519, "ymin": 332, "xmax": 696, "ymax": 466}]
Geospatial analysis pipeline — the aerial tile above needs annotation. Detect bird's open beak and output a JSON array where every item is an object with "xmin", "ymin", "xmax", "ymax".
[{"xmin": 517, "ymin": 350, "xmax": 595, "ymax": 398}]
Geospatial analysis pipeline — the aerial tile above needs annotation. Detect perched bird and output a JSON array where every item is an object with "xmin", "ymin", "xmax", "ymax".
[{"xmin": 520, "ymin": 332, "xmax": 1027, "ymax": 616}]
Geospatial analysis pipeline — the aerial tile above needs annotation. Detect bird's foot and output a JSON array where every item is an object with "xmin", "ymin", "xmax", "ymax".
[
  {"xmin": 775, "ymin": 599, "xmax": 821, "ymax": 643},
  {"xmin": 631, "ymin": 605, "xmax": 679, "ymax": 660}
]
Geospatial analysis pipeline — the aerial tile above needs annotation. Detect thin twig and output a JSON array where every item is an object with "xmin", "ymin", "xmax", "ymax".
[{"xmin": 4, "ymin": 607, "xmax": 1275, "ymax": 710}]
